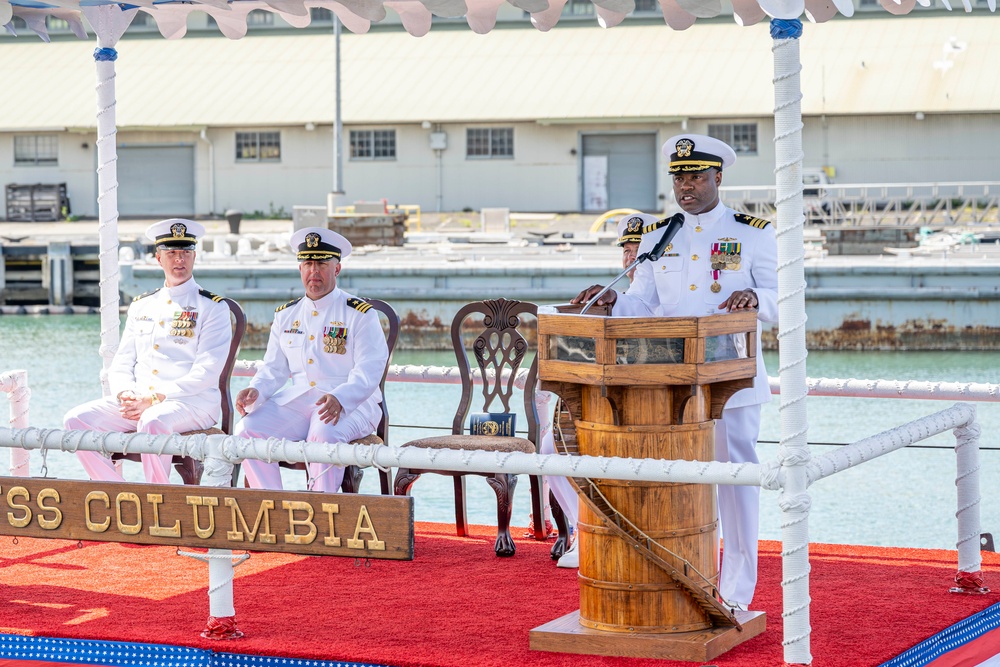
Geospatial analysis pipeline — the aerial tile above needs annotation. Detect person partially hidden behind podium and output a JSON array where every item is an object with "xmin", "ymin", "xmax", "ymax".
[
  {"xmin": 571, "ymin": 134, "xmax": 778, "ymax": 612},
  {"xmin": 65, "ymin": 219, "xmax": 233, "ymax": 484},
  {"xmin": 235, "ymin": 227, "xmax": 389, "ymax": 492}
]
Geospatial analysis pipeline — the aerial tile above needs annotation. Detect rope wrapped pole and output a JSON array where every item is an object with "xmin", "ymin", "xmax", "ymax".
[
  {"xmin": 1, "ymin": 370, "xmax": 30, "ymax": 476},
  {"xmin": 80, "ymin": 5, "xmax": 135, "ymax": 397},
  {"xmin": 198, "ymin": 448, "xmax": 244, "ymax": 639},
  {"xmin": 770, "ymin": 16, "xmax": 812, "ymax": 666}
]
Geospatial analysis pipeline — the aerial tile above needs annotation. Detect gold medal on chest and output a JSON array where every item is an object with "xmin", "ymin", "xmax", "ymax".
[{"xmin": 711, "ymin": 281, "xmax": 722, "ymax": 293}]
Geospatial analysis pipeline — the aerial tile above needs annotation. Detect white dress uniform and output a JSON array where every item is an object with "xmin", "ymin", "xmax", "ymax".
[
  {"xmin": 65, "ymin": 278, "xmax": 233, "ymax": 483},
  {"xmin": 238, "ymin": 287, "xmax": 389, "ymax": 492},
  {"xmin": 613, "ymin": 200, "xmax": 778, "ymax": 607}
]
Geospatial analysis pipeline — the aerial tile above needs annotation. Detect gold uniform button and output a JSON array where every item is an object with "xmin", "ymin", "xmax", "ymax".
[
  {"xmin": 166, "ymin": 300, "xmax": 172, "ymax": 305},
  {"xmin": 159, "ymin": 320, "xmax": 164, "ymax": 326},
  {"xmin": 309, "ymin": 335, "xmax": 315, "ymax": 341},
  {"xmin": 691, "ymin": 254, "xmax": 699, "ymax": 261},
  {"xmin": 308, "ymin": 359, "xmax": 314, "ymax": 364},
  {"xmin": 154, "ymin": 344, "xmax": 159, "ymax": 350},
  {"xmin": 152, "ymin": 369, "xmax": 159, "ymax": 375},
  {"xmin": 312, "ymin": 310, "xmax": 318, "ymax": 316},
  {"xmin": 695, "ymin": 226, "xmax": 703, "ymax": 232},
  {"xmin": 689, "ymin": 284, "xmax": 697, "ymax": 291},
  {"xmin": 310, "ymin": 381, "xmax": 316, "ymax": 387}
]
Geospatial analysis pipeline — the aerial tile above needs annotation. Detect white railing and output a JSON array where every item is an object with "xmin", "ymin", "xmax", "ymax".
[{"xmin": 0, "ymin": 368, "xmax": 993, "ymax": 660}]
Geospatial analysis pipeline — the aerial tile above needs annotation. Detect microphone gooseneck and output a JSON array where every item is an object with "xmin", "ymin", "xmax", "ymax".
[{"xmin": 579, "ymin": 212, "xmax": 686, "ymax": 315}]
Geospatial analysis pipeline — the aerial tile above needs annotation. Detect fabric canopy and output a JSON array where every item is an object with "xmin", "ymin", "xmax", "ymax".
[{"xmin": 2, "ymin": 0, "xmax": 996, "ymax": 40}]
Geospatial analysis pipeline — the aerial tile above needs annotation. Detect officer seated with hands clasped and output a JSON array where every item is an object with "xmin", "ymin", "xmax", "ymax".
[
  {"xmin": 235, "ymin": 227, "xmax": 389, "ymax": 493},
  {"xmin": 570, "ymin": 134, "xmax": 778, "ymax": 613},
  {"xmin": 64, "ymin": 219, "xmax": 233, "ymax": 484}
]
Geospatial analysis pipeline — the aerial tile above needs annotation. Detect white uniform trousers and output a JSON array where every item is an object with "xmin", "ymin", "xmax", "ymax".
[
  {"xmin": 65, "ymin": 398, "xmax": 217, "ymax": 484},
  {"xmin": 715, "ymin": 404, "xmax": 761, "ymax": 607},
  {"xmin": 237, "ymin": 390, "xmax": 380, "ymax": 493},
  {"xmin": 535, "ymin": 391, "xmax": 579, "ymax": 529}
]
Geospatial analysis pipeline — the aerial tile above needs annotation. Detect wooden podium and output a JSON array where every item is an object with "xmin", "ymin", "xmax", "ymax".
[{"xmin": 529, "ymin": 309, "xmax": 766, "ymax": 662}]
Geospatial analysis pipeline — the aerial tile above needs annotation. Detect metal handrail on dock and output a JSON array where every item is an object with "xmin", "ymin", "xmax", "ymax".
[{"xmin": 721, "ymin": 181, "xmax": 1000, "ymax": 227}]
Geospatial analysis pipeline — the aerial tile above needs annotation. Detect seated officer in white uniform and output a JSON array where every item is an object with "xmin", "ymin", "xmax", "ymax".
[
  {"xmin": 572, "ymin": 134, "xmax": 778, "ymax": 611},
  {"xmin": 235, "ymin": 228, "xmax": 389, "ymax": 492},
  {"xmin": 64, "ymin": 219, "xmax": 233, "ymax": 484},
  {"xmin": 617, "ymin": 213, "xmax": 656, "ymax": 282}
]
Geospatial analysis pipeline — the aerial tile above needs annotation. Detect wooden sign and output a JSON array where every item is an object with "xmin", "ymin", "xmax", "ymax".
[{"xmin": 0, "ymin": 476, "xmax": 413, "ymax": 560}]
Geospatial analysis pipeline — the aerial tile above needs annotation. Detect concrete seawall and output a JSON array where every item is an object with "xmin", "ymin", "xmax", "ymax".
[{"xmin": 117, "ymin": 244, "xmax": 1000, "ymax": 351}]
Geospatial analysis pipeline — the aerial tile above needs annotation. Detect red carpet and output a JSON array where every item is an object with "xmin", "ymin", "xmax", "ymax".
[{"xmin": 1, "ymin": 523, "xmax": 998, "ymax": 667}]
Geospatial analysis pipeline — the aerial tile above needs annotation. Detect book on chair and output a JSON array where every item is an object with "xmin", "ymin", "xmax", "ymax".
[{"xmin": 469, "ymin": 413, "xmax": 516, "ymax": 437}]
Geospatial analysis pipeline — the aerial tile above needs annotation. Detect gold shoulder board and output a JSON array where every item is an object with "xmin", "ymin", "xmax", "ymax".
[
  {"xmin": 132, "ymin": 288, "xmax": 161, "ymax": 302},
  {"xmin": 198, "ymin": 289, "xmax": 224, "ymax": 303},
  {"xmin": 734, "ymin": 213, "xmax": 772, "ymax": 229},
  {"xmin": 347, "ymin": 297, "xmax": 373, "ymax": 314},
  {"xmin": 642, "ymin": 219, "xmax": 668, "ymax": 234},
  {"xmin": 276, "ymin": 297, "xmax": 302, "ymax": 313}
]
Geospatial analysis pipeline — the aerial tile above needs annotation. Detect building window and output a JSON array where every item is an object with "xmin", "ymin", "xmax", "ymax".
[
  {"xmin": 236, "ymin": 131, "xmax": 281, "ymax": 162},
  {"xmin": 310, "ymin": 7, "xmax": 333, "ymax": 21},
  {"xmin": 466, "ymin": 128, "xmax": 514, "ymax": 159},
  {"xmin": 45, "ymin": 16, "xmax": 70, "ymax": 31},
  {"xmin": 14, "ymin": 135, "xmax": 59, "ymax": 166},
  {"xmin": 350, "ymin": 130, "xmax": 397, "ymax": 160},
  {"xmin": 633, "ymin": 0, "xmax": 661, "ymax": 13},
  {"xmin": 708, "ymin": 123, "xmax": 758, "ymax": 156},
  {"xmin": 246, "ymin": 9, "xmax": 274, "ymax": 25},
  {"xmin": 561, "ymin": 0, "xmax": 594, "ymax": 15}
]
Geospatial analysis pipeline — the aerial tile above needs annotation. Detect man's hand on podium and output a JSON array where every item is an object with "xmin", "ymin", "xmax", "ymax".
[
  {"xmin": 719, "ymin": 288, "xmax": 759, "ymax": 312},
  {"xmin": 571, "ymin": 285, "xmax": 617, "ymax": 307}
]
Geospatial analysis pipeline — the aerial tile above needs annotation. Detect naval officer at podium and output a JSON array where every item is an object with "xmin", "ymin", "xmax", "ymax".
[{"xmin": 572, "ymin": 134, "xmax": 778, "ymax": 612}]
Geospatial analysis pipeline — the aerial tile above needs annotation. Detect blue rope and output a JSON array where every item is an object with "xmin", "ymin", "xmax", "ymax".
[
  {"xmin": 93, "ymin": 47, "xmax": 118, "ymax": 62},
  {"xmin": 770, "ymin": 18, "xmax": 802, "ymax": 40}
]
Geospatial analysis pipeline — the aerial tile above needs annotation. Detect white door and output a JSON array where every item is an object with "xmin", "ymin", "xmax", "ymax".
[{"xmin": 117, "ymin": 145, "xmax": 195, "ymax": 217}]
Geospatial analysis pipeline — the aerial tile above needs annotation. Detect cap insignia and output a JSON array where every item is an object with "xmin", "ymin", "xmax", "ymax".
[
  {"xmin": 305, "ymin": 232, "xmax": 321, "ymax": 249},
  {"xmin": 170, "ymin": 222, "xmax": 187, "ymax": 238},
  {"xmin": 625, "ymin": 217, "xmax": 643, "ymax": 234},
  {"xmin": 676, "ymin": 139, "xmax": 694, "ymax": 158}
]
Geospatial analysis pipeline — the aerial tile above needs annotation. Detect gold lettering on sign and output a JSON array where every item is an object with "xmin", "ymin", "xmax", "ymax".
[
  {"xmin": 347, "ymin": 505, "xmax": 385, "ymax": 551},
  {"xmin": 321, "ymin": 503, "xmax": 340, "ymax": 547},
  {"xmin": 225, "ymin": 498, "xmax": 276, "ymax": 544},
  {"xmin": 147, "ymin": 493, "xmax": 181, "ymax": 538},
  {"xmin": 115, "ymin": 492, "xmax": 143, "ymax": 535},
  {"xmin": 282, "ymin": 500, "xmax": 317, "ymax": 545},
  {"xmin": 187, "ymin": 496, "xmax": 220, "ymax": 539},
  {"xmin": 85, "ymin": 491, "xmax": 111, "ymax": 532},
  {"xmin": 7, "ymin": 486, "xmax": 31, "ymax": 528},
  {"xmin": 37, "ymin": 488, "xmax": 62, "ymax": 530}
]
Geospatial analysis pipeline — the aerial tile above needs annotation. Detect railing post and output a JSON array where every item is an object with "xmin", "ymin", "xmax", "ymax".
[
  {"xmin": 1, "ymin": 370, "xmax": 31, "ymax": 476},
  {"xmin": 951, "ymin": 405, "xmax": 988, "ymax": 594}
]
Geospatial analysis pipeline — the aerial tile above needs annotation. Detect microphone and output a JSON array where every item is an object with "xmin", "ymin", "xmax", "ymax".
[{"xmin": 642, "ymin": 212, "xmax": 685, "ymax": 263}]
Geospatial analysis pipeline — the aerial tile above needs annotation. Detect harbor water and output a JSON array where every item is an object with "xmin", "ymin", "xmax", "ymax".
[{"xmin": 1, "ymin": 314, "xmax": 997, "ymax": 551}]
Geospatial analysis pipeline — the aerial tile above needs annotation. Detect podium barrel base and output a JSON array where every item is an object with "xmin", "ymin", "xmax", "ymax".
[{"xmin": 530, "ymin": 609, "xmax": 766, "ymax": 662}]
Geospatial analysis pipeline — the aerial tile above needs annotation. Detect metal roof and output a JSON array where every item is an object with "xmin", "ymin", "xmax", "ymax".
[{"xmin": 0, "ymin": 14, "xmax": 995, "ymax": 130}]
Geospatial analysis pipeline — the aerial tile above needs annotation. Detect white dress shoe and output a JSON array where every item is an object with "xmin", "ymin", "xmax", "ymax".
[{"xmin": 556, "ymin": 539, "xmax": 579, "ymax": 568}]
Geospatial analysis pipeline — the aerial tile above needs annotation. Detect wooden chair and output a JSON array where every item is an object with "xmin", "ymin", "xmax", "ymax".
[
  {"xmin": 393, "ymin": 298, "xmax": 547, "ymax": 557},
  {"xmin": 278, "ymin": 297, "xmax": 399, "ymax": 495},
  {"xmin": 113, "ymin": 296, "xmax": 246, "ymax": 485}
]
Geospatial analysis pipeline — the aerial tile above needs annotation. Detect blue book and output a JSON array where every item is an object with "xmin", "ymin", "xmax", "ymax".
[{"xmin": 469, "ymin": 413, "xmax": 516, "ymax": 437}]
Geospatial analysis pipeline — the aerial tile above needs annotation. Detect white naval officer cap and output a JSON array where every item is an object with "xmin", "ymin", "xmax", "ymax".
[
  {"xmin": 146, "ymin": 219, "xmax": 205, "ymax": 250},
  {"xmin": 616, "ymin": 213, "xmax": 659, "ymax": 247},
  {"xmin": 663, "ymin": 134, "xmax": 737, "ymax": 173},
  {"xmin": 290, "ymin": 227, "xmax": 352, "ymax": 262}
]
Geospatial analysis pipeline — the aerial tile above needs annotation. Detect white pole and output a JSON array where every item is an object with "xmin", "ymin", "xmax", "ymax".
[
  {"xmin": 770, "ymin": 17, "xmax": 812, "ymax": 666},
  {"xmin": 200, "ymin": 453, "xmax": 244, "ymax": 638},
  {"xmin": 0, "ymin": 370, "xmax": 30, "ymax": 476},
  {"xmin": 82, "ymin": 6, "xmax": 135, "ymax": 397}
]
